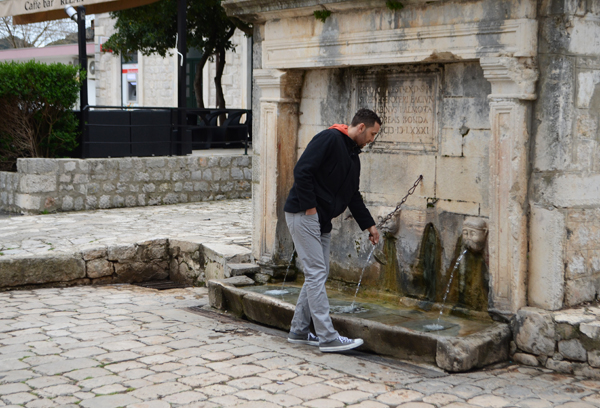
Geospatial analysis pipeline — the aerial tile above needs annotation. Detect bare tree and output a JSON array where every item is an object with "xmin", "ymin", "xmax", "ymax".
[{"xmin": 0, "ymin": 16, "xmax": 78, "ymax": 49}]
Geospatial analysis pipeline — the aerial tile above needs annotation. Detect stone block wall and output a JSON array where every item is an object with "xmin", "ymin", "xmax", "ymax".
[
  {"xmin": 512, "ymin": 307, "xmax": 600, "ymax": 378},
  {"xmin": 529, "ymin": 2, "xmax": 600, "ymax": 310},
  {"xmin": 0, "ymin": 171, "xmax": 18, "ymax": 212},
  {"xmin": 0, "ymin": 155, "xmax": 251, "ymax": 215},
  {"xmin": 0, "ymin": 238, "xmax": 252, "ymax": 290}
]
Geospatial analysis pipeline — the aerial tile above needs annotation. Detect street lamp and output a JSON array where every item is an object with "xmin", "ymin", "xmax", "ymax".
[
  {"xmin": 64, "ymin": 5, "xmax": 88, "ymax": 112},
  {"xmin": 64, "ymin": 6, "xmax": 77, "ymax": 22}
]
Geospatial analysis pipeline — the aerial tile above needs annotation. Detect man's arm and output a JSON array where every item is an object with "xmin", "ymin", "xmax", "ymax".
[{"xmin": 347, "ymin": 190, "xmax": 379, "ymax": 244}]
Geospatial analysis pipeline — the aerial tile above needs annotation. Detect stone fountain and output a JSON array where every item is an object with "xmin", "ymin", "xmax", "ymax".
[{"xmin": 210, "ymin": 0, "xmax": 600, "ymax": 374}]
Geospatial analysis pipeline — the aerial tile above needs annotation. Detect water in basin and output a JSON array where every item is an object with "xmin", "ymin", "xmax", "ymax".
[{"xmin": 246, "ymin": 284, "xmax": 492, "ymax": 337}]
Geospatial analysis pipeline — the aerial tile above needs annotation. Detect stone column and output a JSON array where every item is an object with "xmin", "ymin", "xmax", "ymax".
[
  {"xmin": 480, "ymin": 57, "xmax": 538, "ymax": 316},
  {"xmin": 252, "ymin": 69, "xmax": 304, "ymax": 269}
]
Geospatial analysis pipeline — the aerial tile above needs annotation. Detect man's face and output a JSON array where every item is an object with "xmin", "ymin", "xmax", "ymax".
[{"xmin": 355, "ymin": 123, "xmax": 381, "ymax": 148}]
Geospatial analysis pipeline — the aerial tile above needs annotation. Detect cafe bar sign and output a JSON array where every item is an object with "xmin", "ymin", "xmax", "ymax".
[{"xmin": 0, "ymin": 0, "xmax": 159, "ymax": 24}]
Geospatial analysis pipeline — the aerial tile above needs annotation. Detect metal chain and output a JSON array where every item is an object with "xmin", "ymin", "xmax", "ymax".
[{"xmin": 376, "ymin": 175, "xmax": 423, "ymax": 230}]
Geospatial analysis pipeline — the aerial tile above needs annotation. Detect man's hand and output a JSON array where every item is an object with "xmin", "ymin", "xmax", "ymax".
[
  {"xmin": 305, "ymin": 207, "xmax": 317, "ymax": 215},
  {"xmin": 367, "ymin": 225, "xmax": 379, "ymax": 245}
]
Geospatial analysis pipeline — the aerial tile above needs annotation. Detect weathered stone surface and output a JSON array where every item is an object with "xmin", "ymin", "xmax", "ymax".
[
  {"xmin": 580, "ymin": 321, "xmax": 600, "ymax": 340},
  {"xmin": 203, "ymin": 243, "xmax": 252, "ymax": 280},
  {"xmin": 219, "ymin": 275, "xmax": 255, "ymax": 287},
  {"xmin": 513, "ymin": 353, "xmax": 539, "ymax": 367},
  {"xmin": 113, "ymin": 261, "xmax": 169, "ymax": 283},
  {"xmin": 513, "ymin": 308, "xmax": 556, "ymax": 356},
  {"xmin": 254, "ymin": 273, "xmax": 271, "ymax": 284},
  {"xmin": 529, "ymin": 206, "xmax": 565, "ymax": 310},
  {"xmin": 86, "ymin": 258, "xmax": 113, "ymax": 279},
  {"xmin": 107, "ymin": 244, "xmax": 137, "ymax": 262},
  {"xmin": 558, "ymin": 339, "xmax": 587, "ymax": 362},
  {"xmin": 80, "ymin": 394, "xmax": 142, "ymax": 408},
  {"xmin": 0, "ymin": 255, "xmax": 85, "ymax": 287},
  {"xmin": 554, "ymin": 313, "xmax": 596, "ymax": 326},
  {"xmin": 1, "ymin": 154, "xmax": 251, "ymax": 215},
  {"xmin": 435, "ymin": 325, "xmax": 511, "ymax": 372},
  {"xmin": 545, "ymin": 358, "xmax": 574, "ymax": 374},
  {"xmin": 588, "ymin": 350, "xmax": 600, "ymax": 368},
  {"xmin": 227, "ymin": 263, "xmax": 261, "ymax": 276}
]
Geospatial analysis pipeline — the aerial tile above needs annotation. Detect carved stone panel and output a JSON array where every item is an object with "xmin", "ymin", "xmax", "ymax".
[{"xmin": 353, "ymin": 70, "xmax": 441, "ymax": 152}]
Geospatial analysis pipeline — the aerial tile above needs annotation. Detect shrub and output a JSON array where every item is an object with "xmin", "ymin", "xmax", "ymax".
[{"xmin": 0, "ymin": 61, "xmax": 82, "ymax": 171}]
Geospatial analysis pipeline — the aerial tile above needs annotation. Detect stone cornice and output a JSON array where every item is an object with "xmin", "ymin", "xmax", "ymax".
[
  {"xmin": 480, "ymin": 57, "xmax": 538, "ymax": 100},
  {"xmin": 254, "ymin": 69, "xmax": 304, "ymax": 103},
  {"xmin": 261, "ymin": 19, "xmax": 537, "ymax": 70},
  {"xmin": 223, "ymin": 0, "xmax": 444, "ymax": 22}
]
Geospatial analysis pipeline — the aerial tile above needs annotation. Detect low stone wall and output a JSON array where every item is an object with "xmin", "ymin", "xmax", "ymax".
[
  {"xmin": 512, "ymin": 307, "xmax": 600, "ymax": 378},
  {"xmin": 0, "ymin": 155, "xmax": 251, "ymax": 214},
  {"xmin": 0, "ymin": 171, "xmax": 19, "ymax": 212},
  {"xmin": 0, "ymin": 238, "xmax": 252, "ymax": 290}
]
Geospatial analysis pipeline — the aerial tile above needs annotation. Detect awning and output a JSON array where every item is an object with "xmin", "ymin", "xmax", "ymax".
[{"xmin": 0, "ymin": 0, "xmax": 160, "ymax": 24}]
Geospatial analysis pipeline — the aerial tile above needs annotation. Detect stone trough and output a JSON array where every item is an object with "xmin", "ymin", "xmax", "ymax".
[{"xmin": 208, "ymin": 279, "xmax": 511, "ymax": 372}]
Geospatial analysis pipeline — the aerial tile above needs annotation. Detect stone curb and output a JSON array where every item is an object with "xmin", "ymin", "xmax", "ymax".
[{"xmin": 0, "ymin": 239, "xmax": 256, "ymax": 290}]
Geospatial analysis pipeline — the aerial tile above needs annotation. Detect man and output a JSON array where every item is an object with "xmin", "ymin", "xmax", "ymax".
[{"xmin": 284, "ymin": 108, "xmax": 381, "ymax": 353}]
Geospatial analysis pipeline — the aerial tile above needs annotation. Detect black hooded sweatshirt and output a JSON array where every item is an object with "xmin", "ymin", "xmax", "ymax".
[{"xmin": 284, "ymin": 128, "xmax": 375, "ymax": 234}]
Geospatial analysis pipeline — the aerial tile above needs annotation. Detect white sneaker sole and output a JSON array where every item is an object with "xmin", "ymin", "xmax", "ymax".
[
  {"xmin": 319, "ymin": 338, "xmax": 364, "ymax": 352},
  {"xmin": 287, "ymin": 338, "xmax": 319, "ymax": 346}
]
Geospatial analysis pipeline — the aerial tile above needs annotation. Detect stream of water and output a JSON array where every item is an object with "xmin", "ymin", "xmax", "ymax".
[
  {"xmin": 330, "ymin": 244, "xmax": 377, "ymax": 314},
  {"xmin": 423, "ymin": 248, "xmax": 468, "ymax": 331},
  {"xmin": 264, "ymin": 249, "xmax": 295, "ymax": 296}
]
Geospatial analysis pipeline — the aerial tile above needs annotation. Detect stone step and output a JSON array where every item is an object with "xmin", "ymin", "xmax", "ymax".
[
  {"xmin": 226, "ymin": 263, "xmax": 261, "ymax": 277},
  {"xmin": 201, "ymin": 242, "xmax": 252, "ymax": 280},
  {"xmin": 219, "ymin": 275, "xmax": 255, "ymax": 287}
]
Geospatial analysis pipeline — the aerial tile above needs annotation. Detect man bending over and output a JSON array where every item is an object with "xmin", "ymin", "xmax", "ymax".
[{"xmin": 284, "ymin": 108, "xmax": 381, "ymax": 353}]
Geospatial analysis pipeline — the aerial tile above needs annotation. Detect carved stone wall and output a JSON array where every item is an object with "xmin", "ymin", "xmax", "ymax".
[
  {"xmin": 234, "ymin": 0, "xmax": 540, "ymax": 315},
  {"xmin": 225, "ymin": 0, "xmax": 598, "ymax": 314}
]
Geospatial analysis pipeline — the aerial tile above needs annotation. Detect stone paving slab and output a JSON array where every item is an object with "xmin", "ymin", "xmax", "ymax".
[
  {"xmin": 0, "ymin": 200, "xmax": 252, "ymax": 258},
  {"xmin": 0, "ymin": 285, "xmax": 599, "ymax": 408}
]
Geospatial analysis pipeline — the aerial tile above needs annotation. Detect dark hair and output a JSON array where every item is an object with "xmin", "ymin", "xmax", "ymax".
[{"xmin": 351, "ymin": 108, "xmax": 382, "ymax": 128}]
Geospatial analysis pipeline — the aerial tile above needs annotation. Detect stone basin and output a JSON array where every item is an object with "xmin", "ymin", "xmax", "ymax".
[{"xmin": 208, "ymin": 280, "xmax": 511, "ymax": 372}]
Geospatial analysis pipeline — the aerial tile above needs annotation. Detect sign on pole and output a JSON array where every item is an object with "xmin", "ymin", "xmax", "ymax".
[{"xmin": 0, "ymin": 0, "xmax": 160, "ymax": 24}]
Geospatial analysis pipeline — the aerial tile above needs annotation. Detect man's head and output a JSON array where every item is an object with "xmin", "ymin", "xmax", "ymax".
[{"xmin": 348, "ymin": 108, "xmax": 382, "ymax": 148}]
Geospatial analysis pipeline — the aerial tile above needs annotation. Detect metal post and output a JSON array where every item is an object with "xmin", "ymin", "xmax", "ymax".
[
  {"xmin": 77, "ymin": 6, "xmax": 89, "ymax": 158},
  {"xmin": 77, "ymin": 7, "xmax": 88, "ymax": 112},
  {"xmin": 176, "ymin": 0, "xmax": 189, "ymax": 155}
]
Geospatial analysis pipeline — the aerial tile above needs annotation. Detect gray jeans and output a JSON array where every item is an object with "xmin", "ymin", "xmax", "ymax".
[{"xmin": 285, "ymin": 211, "xmax": 339, "ymax": 343}]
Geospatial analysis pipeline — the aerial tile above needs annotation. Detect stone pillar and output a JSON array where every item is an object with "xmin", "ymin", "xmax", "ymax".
[
  {"xmin": 480, "ymin": 57, "xmax": 538, "ymax": 316},
  {"xmin": 252, "ymin": 69, "xmax": 303, "ymax": 268}
]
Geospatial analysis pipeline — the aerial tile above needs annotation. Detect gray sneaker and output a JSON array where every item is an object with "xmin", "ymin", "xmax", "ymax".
[
  {"xmin": 288, "ymin": 332, "xmax": 320, "ymax": 346},
  {"xmin": 319, "ymin": 336, "xmax": 364, "ymax": 352}
]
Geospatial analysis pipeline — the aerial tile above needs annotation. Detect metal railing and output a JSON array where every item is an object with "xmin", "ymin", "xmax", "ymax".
[{"xmin": 78, "ymin": 106, "xmax": 252, "ymax": 159}]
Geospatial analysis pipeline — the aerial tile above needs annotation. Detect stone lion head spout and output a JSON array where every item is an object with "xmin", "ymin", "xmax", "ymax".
[{"xmin": 462, "ymin": 217, "xmax": 488, "ymax": 253}]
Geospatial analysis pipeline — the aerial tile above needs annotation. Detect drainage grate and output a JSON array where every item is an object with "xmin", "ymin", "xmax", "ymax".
[{"xmin": 134, "ymin": 280, "xmax": 188, "ymax": 290}]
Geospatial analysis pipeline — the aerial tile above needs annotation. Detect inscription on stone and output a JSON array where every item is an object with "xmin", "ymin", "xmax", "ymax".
[{"xmin": 356, "ymin": 73, "xmax": 439, "ymax": 151}]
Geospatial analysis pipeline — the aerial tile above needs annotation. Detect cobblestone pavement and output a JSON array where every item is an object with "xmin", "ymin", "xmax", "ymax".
[
  {"xmin": 1, "ymin": 285, "xmax": 600, "ymax": 408},
  {"xmin": 0, "ymin": 200, "xmax": 252, "ymax": 257}
]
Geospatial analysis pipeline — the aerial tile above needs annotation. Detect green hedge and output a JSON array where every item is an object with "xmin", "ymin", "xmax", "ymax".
[{"xmin": 0, "ymin": 61, "xmax": 83, "ymax": 171}]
